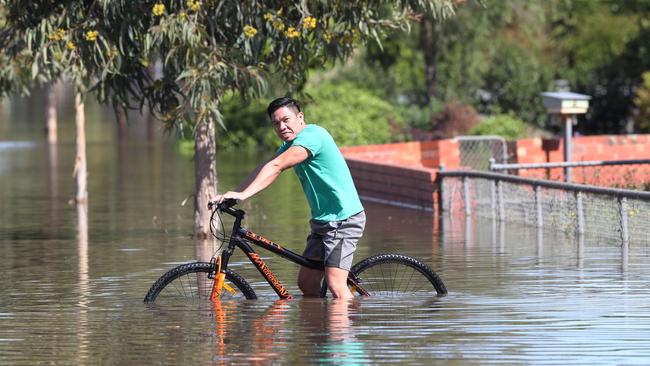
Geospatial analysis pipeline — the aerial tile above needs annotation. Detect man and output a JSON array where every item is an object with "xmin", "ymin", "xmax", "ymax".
[{"xmin": 214, "ymin": 96, "xmax": 365, "ymax": 299}]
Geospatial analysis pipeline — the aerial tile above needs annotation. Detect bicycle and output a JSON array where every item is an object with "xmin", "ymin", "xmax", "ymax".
[{"xmin": 144, "ymin": 199, "xmax": 447, "ymax": 303}]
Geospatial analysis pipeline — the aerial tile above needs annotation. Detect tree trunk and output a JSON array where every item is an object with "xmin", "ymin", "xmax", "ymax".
[
  {"xmin": 74, "ymin": 93, "xmax": 88, "ymax": 204},
  {"xmin": 193, "ymin": 118, "xmax": 218, "ymax": 261},
  {"xmin": 45, "ymin": 83, "xmax": 58, "ymax": 144},
  {"xmin": 420, "ymin": 15, "xmax": 438, "ymax": 105},
  {"xmin": 47, "ymin": 143, "xmax": 59, "ymax": 238},
  {"xmin": 115, "ymin": 104, "xmax": 128, "ymax": 138}
]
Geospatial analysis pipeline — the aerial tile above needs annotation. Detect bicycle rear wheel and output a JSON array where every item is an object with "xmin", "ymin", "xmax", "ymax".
[
  {"xmin": 350, "ymin": 254, "xmax": 447, "ymax": 297},
  {"xmin": 144, "ymin": 262, "xmax": 257, "ymax": 303}
]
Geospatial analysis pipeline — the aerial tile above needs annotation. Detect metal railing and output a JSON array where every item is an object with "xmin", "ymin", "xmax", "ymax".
[
  {"xmin": 487, "ymin": 158, "xmax": 650, "ymax": 188},
  {"xmin": 437, "ymin": 170, "xmax": 650, "ymax": 245},
  {"xmin": 489, "ymin": 158, "xmax": 650, "ymax": 172}
]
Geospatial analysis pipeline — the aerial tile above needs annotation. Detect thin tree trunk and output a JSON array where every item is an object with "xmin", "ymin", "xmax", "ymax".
[
  {"xmin": 420, "ymin": 15, "xmax": 438, "ymax": 105},
  {"xmin": 45, "ymin": 83, "xmax": 58, "ymax": 144},
  {"xmin": 193, "ymin": 118, "xmax": 218, "ymax": 261},
  {"xmin": 74, "ymin": 93, "xmax": 88, "ymax": 204},
  {"xmin": 47, "ymin": 143, "xmax": 59, "ymax": 238}
]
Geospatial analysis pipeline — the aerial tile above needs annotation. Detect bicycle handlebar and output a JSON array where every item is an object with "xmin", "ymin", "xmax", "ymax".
[{"xmin": 208, "ymin": 198, "xmax": 239, "ymax": 211}]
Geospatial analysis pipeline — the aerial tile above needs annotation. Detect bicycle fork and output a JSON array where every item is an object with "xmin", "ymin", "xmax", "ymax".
[{"xmin": 209, "ymin": 256, "xmax": 237, "ymax": 301}]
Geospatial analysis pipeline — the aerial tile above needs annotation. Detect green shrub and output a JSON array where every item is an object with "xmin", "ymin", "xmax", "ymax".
[
  {"xmin": 469, "ymin": 113, "xmax": 527, "ymax": 140},
  {"xmin": 395, "ymin": 99, "xmax": 444, "ymax": 130},
  {"xmin": 633, "ymin": 71, "xmax": 650, "ymax": 133},
  {"xmin": 218, "ymin": 95, "xmax": 277, "ymax": 150},
  {"xmin": 303, "ymin": 81, "xmax": 406, "ymax": 147},
  {"xmin": 199, "ymin": 82, "xmax": 405, "ymax": 150}
]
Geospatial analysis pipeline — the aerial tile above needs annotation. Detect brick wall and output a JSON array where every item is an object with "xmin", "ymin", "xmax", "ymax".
[
  {"xmin": 344, "ymin": 157, "xmax": 438, "ymax": 210},
  {"xmin": 514, "ymin": 135, "xmax": 650, "ymax": 186},
  {"xmin": 342, "ymin": 134, "xmax": 650, "ymax": 210},
  {"xmin": 340, "ymin": 139, "xmax": 461, "ymax": 210}
]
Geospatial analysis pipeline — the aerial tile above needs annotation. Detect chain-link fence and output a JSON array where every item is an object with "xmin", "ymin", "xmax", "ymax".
[
  {"xmin": 438, "ymin": 170, "xmax": 650, "ymax": 245},
  {"xmin": 456, "ymin": 136, "xmax": 508, "ymax": 171}
]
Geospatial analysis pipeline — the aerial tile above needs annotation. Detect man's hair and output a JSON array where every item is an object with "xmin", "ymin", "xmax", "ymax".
[{"xmin": 267, "ymin": 96, "xmax": 301, "ymax": 118}]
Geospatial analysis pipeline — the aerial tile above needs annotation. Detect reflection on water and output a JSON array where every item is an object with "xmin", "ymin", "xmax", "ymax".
[
  {"xmin": 76, "ymin": 203, "xmax": 89, "ymax": 365},
  {"xmin": 2, "ymin": 107, "xmax": 650, "ymax": 364}
]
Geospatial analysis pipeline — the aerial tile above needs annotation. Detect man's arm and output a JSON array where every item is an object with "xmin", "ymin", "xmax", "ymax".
[
  {"xmin": 233, "ymin": 154, "xmax": 277, "ymax": 192},
  {"xmin": 216, "ymin": 146, "xmax": 309, "ymax": 203}
]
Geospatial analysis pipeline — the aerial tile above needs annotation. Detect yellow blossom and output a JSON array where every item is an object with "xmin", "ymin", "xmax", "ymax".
[
  {"xmin": 282, "ymin": 54, "xmax": 293, "ymax": 66},
  {"xmin": 85, "ymin": 30, "xmax": 98, "ymax": 42},
  {"xmin": 140, "ymin": 58, "xmax": 150, "ymax": 68},
  {"xmin": 323, "ymin": 31, "xmax": 332, "ymax": 43},
  {"xmin": 187, "ymin": 0, "xmax": 200, "ymax": 12},
  {"xmin": 263, "ymin": 12, "xmax": 274, "ymax": 21},
  {"xmin": 66, "ymin": 41, "xmax": 76, "ymax": 50},
  {"xmin": 351, "ymin": 28, "xmax": 361, "ymax": 41},
  {"xmin": 284, "ymin": 27, "xmax": 299, "ymax": 39},
  {"xmin": 303, "ymin": 16, "xmax": 317, "ymax": 30},
  {"xmin": 272, "ymin": 19, "xmax": 285, "ymax": 31},
  {"xmin": 179, "ymin": 11, "xmax": 187, "ymax": 19},
  {"xmin": 152, "ymin": 3, "xmax": 165, "ymax": 16},
  {"xmin": 243, "ymin": 25, "xmax": 257, "ymax": 38},
  {"xmin": 48, "ymin": 28, "xmax": 66, "ymax": 41}
]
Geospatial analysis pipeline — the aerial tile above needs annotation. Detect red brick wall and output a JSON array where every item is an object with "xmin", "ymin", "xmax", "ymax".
[
  {"xmin": 514, "ymin": 135, "xmax": 650, "ymax": 186},
  {"xmin": 345, "ymin": 157, "xmax": 438, "ymax": 210},
  {"xmin": 340, "ymin": 139, "xmax": 461, "ymax": 170},
  {"xmin": 342, "ymin": 134, "xmax": 650, "ymax": 210},
  {"xmin": 340, "ymin": 139, "xmax": 462, "ymax": 210}
]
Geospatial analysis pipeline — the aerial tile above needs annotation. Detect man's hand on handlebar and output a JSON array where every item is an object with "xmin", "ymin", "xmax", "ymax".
[{"xmin": 208, "ymin": 191, "xmax": 246, "ymax": 209}]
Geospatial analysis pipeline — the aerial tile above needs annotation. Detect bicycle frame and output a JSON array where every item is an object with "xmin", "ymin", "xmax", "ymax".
[{"xmin": 213, "ymin": 203, "xmax": 367, "ymax": 300}]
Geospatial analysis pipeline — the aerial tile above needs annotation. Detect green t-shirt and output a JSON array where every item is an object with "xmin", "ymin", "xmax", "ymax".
[{"xmin": 277, "ymin": 124, "xmax": 364, "ymax": 222}]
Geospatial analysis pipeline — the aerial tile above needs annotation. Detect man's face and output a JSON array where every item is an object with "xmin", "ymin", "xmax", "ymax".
[{"xmin": 271, "ymin": 106, "xmax": 305, "ymax": 142}]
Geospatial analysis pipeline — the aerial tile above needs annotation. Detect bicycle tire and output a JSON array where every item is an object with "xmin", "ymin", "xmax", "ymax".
[
  {"xmin": 350, "ymin": 254, "xmax": 447, "ymax": 297},
  {"xmin": 144, "ymin": 262, "xmax": 257, "ymax": 303}
]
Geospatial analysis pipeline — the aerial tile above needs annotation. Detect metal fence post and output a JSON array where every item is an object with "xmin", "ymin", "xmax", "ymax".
[
  {"xmin": 535, "ymin": 185, "xmax": 543, "ymax": 228},
  {"xmin": 621, "ymin": 196, "xmax": 630, "ymax": 272},
  {"xmin": 490, "ymin": 180, "xmax": 497, "ymax": 221},
  {"xmin": 497, "ymin": 180, "xmax": 504, "ymax": 221},
  {"xmin": 576, "ymin": 191, "xmax": 585, "ymax": 236},
  {"xmin": 619, "ymin": 197, "xmax": 629, "ymax": 245},
  {"xmin": 438, "ymin": 165, "xmax": 448, "ymax": 214},
  {"xmin": 463, "ymin": 176, "xmax": 471, "ymax": 215}
]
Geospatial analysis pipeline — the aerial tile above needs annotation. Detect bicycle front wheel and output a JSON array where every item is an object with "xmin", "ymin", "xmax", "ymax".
[
  {"xmin": 144, "ymin": 262, "xmax": 257, "ymax": 303},
  {"xmin": 351, "ymin": 254, "xmax": 447, "ymax": 297}
]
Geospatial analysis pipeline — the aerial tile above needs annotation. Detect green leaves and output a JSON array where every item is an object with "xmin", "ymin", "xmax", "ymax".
[
  {"xmin": 633, "ymin": 71, "xmax": 650, "ymax": 133},
  {"xmin": 304, "ymin": 81, "xmax": 407, "ymax": 147},
  {"xmin": 469, "ymin": 113, "xmax": 527, "ymax": 140},
  {"xmin": 1, "ymin": 0, "xmax": 456, "ymax": 128}
]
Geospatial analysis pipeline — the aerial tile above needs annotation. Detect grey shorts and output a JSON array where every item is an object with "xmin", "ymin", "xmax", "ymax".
[{"xmin": 303, "ymin": 211, "xmax": 366, "ymax": 271}]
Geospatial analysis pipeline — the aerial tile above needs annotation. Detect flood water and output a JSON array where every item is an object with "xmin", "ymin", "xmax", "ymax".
[{"xmin": 2, "ymin": 98, "xmax": 650, "ymax": 364}]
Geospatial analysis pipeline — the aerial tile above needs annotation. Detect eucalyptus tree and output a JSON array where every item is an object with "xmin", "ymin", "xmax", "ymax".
[
  {"xmin": 1, "ymin": 1, "xmax": 455, "ymax": 248},
  {"xmin": 1, "ymin": 1, "xmax": 96, "ymax": 204},
  {"xmin": 0, "ymin": 3, "xmax": 31, "ymax": 97}
]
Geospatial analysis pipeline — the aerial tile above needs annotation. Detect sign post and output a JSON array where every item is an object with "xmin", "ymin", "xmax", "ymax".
[{"xmin": 541, "ymin": 92, "xmax": 591, "ymax": 182}]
